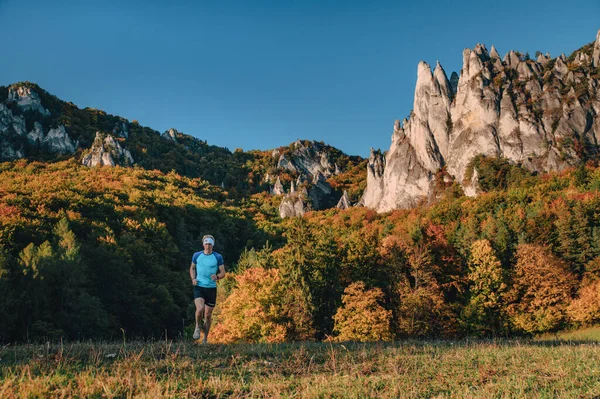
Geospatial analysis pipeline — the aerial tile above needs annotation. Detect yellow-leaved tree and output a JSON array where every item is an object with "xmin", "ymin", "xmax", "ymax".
[
  {"xmin": 461, "ymin": 239, "xmax": 508, "ymax": 336},
  {"xmin": 211, "ymin": 267, "xmax": 314, "ymax": 343},
  {"xmin": 332, "ymin": 281, "xmax": 392, "ymax": 342}
]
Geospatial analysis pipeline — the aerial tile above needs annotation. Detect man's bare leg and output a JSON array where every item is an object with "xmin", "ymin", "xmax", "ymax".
[
  {"xmin": 193, "ymin": 298, "xmax": 205, "ymax": 339},
  {"xmin": 203, "ymin": 305, "xmax": 214, "ymax": 343}
]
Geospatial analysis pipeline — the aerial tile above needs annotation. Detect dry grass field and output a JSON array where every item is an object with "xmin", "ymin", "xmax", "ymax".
[{"xmin": 2, "ymin": 332, "xmax": 600, "ymax": 398}]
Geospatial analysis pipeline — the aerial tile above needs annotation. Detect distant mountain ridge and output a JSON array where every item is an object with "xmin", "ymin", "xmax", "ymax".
[
  {"xmin": 0, "ymin": 82, "xmax": 365, "ymax": 213},
  {"xmin": 362, "ymin": 29, "xmax": 600, "ymax": 212}
]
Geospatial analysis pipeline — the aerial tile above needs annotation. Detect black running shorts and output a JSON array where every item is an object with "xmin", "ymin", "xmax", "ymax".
[{"xmin": 193, "ymin": 286, "xmax": 217, "ymax": 307}]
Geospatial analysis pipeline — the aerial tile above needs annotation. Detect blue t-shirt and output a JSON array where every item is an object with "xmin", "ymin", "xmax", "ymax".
[{"xmin": 192, "ymin": 251, "xmax": 224, "ymax": 288}]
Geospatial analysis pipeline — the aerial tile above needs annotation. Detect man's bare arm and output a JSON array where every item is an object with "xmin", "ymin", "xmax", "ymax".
[
  {"xmin": 190, "ymin": 263, "xmax": 197, "ymax": 284},
  {"xmin": 216, "ymin": 264, "xmax": 226, "ymax": 280}
]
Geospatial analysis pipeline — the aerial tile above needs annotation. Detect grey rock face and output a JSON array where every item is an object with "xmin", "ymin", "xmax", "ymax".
[
  {"xmin": 0, "ymin": 104, "xmax": 25, "ymax": 160},
  {"xmin": 0, "ymin": 103, "xmax": 27, "ymax": 137},
  {"xmin": 272, "ymin": 176, "xmax": 285, "ymax": 195},
  {"xmin": 308, "ymin": 172, "xmax": 333, "ymax": 210},
  {"xmin": 162, "ymin": 128, "xmax": 179, "ymax": 142},
  {"xmin": 0, "ymin": 100, "xmax": 76, "ymax": 158},
  {"xmin": 336, "ymin": 190, "xmax": 352, "ymax": 209},
  {"xmin": 278, "ymin": 140, "xmax": 337, "ymax": 177},
  {"xmin": 43, "ymin": 126, "xmax": 78, "ymax": 154},
  {"xmin": 277, "ymin": 154, "xmax": 297, "ymax": 173},
  {"xmin": 279, "ymin": 193, "xmax": 307, "ymax": 218},
  {"xmin": 7, "ymin": 85, "xmax": 51, "ymax": 116},
  {"xmin": 593, "ymin": 29, "xmax": 600, "ymax": 67},
  {"xmin": 363, "ymin": 29, "xmax": 600, "ymax": 212},
  {"xmin": 359, "ymin": 148, "xmax": 385, "ymax": 208},
  {"xmin": 82, "ymin": 132, "xmax": 134, "ymax": 167},
  {"xmin": 362, "ymin": 128, "xmax": 434, "ymax": 212},
  {"xmin": 275, "ymin": 140, "xmax": 344, "ymax": 217}
]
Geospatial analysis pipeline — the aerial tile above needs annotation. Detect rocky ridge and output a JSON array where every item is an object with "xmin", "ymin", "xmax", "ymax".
[
  {"xmin": 363, "ymin": 29, "xmax": 600, "ymax": 212},
  {"xmin": 81, "ymin": 132, "xmax": 134, "ymax": 167},
  {"xmin": 267, "ymin": 140, "xmax": 351, "ymax": 218},
  {"xmin": 0, "ymin": 83, "xmax": 365, "ymax": 212}
]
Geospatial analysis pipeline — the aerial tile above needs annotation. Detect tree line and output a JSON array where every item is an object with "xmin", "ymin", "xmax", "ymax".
[
  {"xmin": 212, "ymin": 162, "xmax": 600, "ymax": 342},
  {"xmin": 2, "ymin": 158, "xmax": 600, "ymax": 343}
]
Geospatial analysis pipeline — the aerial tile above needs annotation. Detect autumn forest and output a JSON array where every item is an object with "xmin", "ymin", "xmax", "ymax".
[{"xmin": 2, "ymin": 154, "xmax": 600, "ymax": 343}]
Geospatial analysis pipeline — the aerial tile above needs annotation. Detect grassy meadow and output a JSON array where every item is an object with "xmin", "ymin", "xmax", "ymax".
[{"xmin": 2, "ymin": 334, "xmax": 600, "ymax": 398}]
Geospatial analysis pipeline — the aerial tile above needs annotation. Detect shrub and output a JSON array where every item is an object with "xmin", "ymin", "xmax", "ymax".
[
  {"xmin": 332, "ymin": 281, "xmax": 392, "ymax": 342},
  {"xmin": 211, "ymin": 267, "xmax": 314, "ymax": 343},
  {"xmin": 567, "ymin": 280, "xmax": 600, "ymax": 326}
]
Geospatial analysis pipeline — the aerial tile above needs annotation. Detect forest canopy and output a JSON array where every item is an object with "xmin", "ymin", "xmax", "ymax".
[{"xmin": 2, "ymin": 159, "xmax": 600, "ymax": 342}]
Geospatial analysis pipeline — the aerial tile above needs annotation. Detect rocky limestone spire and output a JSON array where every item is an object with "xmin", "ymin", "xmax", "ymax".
[
  {"xmin": 537, "ymin": 52, "xmax": 551, "ymax": 65},
  {"xmin": 593, "ymin": 29, "xmax": 600, "ymax": 67},
  {"xmin": 408, "ymin": 61, "xmax": 447, "ymax": 168},
  {"xmin": 272, "ymin": 176, "xmax": 284, "ymax": 195},
  {"xmin": 517, "ymin": 61, "xmax": 537, "ymax": 80},
  {"xmin": 363, "ymin": 30, "xmax": 600, "ymax": 213},
  {"xmin": 488, "ymin": 45, "xmax": 503, "ymax": 70},
  {"xmin": 489, "ymin": 45, "xmax": 500, "ymax": 60},
  {"xmin": 503, "ymin": 50, "xmax": 521, "ymax": 67},
  {"xmin": 434, "ymin": 62, "xmax": 453, "ymax": 101},
  {"xmin": 461, "ymin": 45, "xmax": 490, "ymax": 83},
  {"xmin": 360, "ymin": 119, "xmax": 435, "ymax": 212},
  {"xmin": 413, "ymin": 62, "xmax": 434, "ymax": 118},
  {"xmin": 433, "ymin": 61, "xmax": 453, "ymax": 156},
  {"xmin": 574, "ymin": 52, "xmax": 590, "ymax": 65},
  {"xmin": 448, "ymin": 43, "xmax": 500, "ymax": 182},
  {"xmin": 553, "ymin": 57, "xmax": 569, "ymax": 80},
  {"xmin": 336, "ymin": 190, "xmax": 351, "ymax": 209},
  {"xmin": 279, "ymin": 195, "xmax": 306, "ymax": 218},
  {"xmin": 457, "ymin": 46, "xmax": 492, "ymax": 94},
  {"xmin": 359, "ymin": 58, "xmax": 457, "ymax": 211},
  {"xmin": 359, "ymin": 148, "xmax": 386, "ymax": 209}
]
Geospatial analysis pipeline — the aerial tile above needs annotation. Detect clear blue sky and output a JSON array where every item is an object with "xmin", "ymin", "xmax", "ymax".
[{"xmin": 0, "ymin": 0, "xmax": 598, "ymax": 157}]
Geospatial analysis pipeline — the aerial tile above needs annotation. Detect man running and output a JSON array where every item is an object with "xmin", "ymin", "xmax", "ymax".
[{"xmin": 190, "ymin": 234, "xmax": 225, "ymax": 343}]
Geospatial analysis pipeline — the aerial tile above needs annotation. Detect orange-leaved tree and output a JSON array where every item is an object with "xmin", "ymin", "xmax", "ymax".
[
  {"xmin": 567, "ymin": 256, "xmax": 600, "ymax": 326},
  {"xmin": 332, "ymin": 281, "xmax": 392, "ymax": 342},
  {"xmin": 567, "ymin": 279, "xmax": 600, "ymax": 326},
  {"xmin": 211, "ymin": 266, "xmax": 314, "ymax": 343},
  {"xmin": 506, "ymin": 244, "xmax": 577, "ymax": 334}
]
